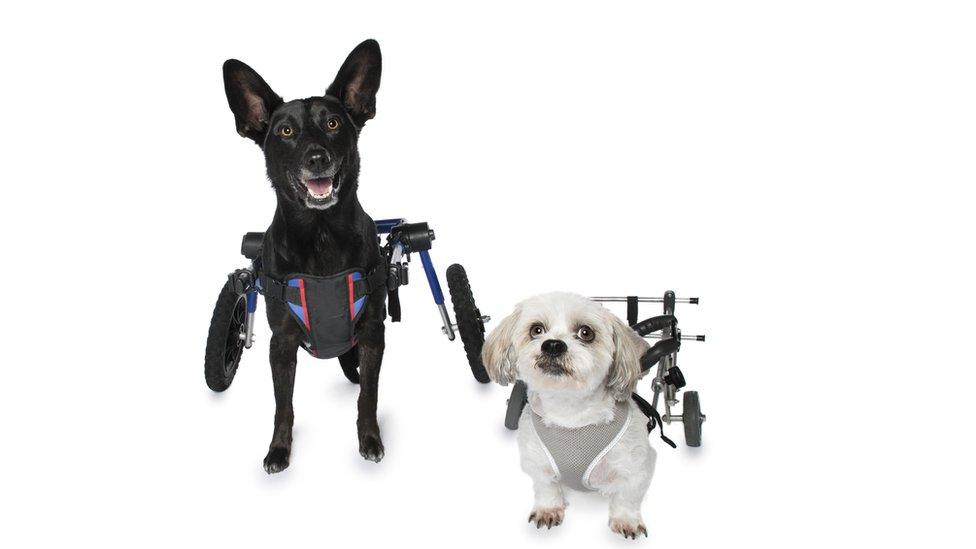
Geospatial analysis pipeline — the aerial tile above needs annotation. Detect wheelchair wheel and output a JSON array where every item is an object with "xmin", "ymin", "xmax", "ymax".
[
  {"xmin": 204, "ymin": 280, "xmax": 247, "ymax": 392},
  {"xmin": 504, "ymin": 380, "xmax": 528, "ymax": 430},
  {"xmin": 682, "ymin": 391, "xmax": 704, "ymax": 447},
  {"xmin": 446, "ymin": 263, "xmax": 490, "ymax": 383}
]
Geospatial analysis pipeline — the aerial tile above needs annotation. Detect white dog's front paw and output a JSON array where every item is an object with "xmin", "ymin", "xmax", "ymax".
[
  {"xmin": 528, "ymin": 507, "xmax": 565, "ymax": 530},
  {"xmin": 609, "ymin": 516, "xmax": 647, "ymax": 540}
]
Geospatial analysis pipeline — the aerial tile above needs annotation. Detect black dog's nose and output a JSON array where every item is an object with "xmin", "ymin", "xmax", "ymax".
[
  {"xmin": 305, "ymin": 150, "xmax": 332, "ymax": 173},
  {"xmin": 541, "ymin": 339, "xmax": 567, "ymax": 357}
]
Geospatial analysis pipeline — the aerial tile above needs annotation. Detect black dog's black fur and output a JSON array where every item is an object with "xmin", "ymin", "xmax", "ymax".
[{"xmin": 223, "ymin": 40, "xmax": 386, "ymax": 472}]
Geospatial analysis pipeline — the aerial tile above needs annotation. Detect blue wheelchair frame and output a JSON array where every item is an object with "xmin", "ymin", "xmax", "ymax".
[
  {"xmin": 375, "ymin": 218, "xmax": 455, "ymax": 340},
  {"xmin": 238, "ymin": 218, "xmax": 456, "ymax": 350}
]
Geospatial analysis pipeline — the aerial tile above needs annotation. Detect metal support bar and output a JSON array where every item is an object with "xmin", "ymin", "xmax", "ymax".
[
  {"xmin": 642, "ymin": 333, "xmax": 706, "ymax": 342},
  {"xmin": 650, "ymin": 362, "xmax": 666, "ymax": 410},
  {"xmin": 437, "ymin": 304, "xmax": 455, "ymax": 341},
  {"xmin": 375, "ymin": 218, "xmax": 406, "ymax": 235},
  {"xmin": 243, "ymin": 288, "xmax": 258, "ymax": 349},
  {"xmin": 419, "ymin": 250, "xmax": 455, "ymax": 340},
  {"xmin": 390, "ymin": 242, "xmax": 405, "ymax": 265},
  {"xmin": 591, "ymin": 296, "xmax": 699, "ymax": 305},
  {"xmin": 419, "ymin": 251, "xmax": 444, "ymax": 305},
  {"xmin": 242, "ymin": 314, "xmax": 256, "ymax": 348}
]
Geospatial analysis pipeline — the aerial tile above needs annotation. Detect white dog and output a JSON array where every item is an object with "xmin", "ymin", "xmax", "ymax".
[{"xmin": 482, "ymin": 292, "xmax": 655, "ymax": 539}]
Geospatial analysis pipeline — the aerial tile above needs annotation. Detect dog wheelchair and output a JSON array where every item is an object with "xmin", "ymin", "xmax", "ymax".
[
  {"xmin": 502, "ymin": 291, "xmax": 707, "ymax": 447},
  {"xmin": 204, "ymin": 219, "xmax": 492, "ymax": 391}
]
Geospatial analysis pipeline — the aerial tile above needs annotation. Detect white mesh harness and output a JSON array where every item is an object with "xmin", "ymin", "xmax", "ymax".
[{"xmin": 530, "ymin": 399, "xmax": 633, "ymax": 492}]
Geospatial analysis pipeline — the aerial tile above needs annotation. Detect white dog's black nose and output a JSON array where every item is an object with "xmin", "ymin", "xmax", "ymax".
[{"xmin": 541, "ymin": 339, "xmax": 567, "ymax": 357}]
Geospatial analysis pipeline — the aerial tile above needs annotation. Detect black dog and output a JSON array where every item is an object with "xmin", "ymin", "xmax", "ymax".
[{"xmin": 223, "ymin": 40, "xmax": 386, "ymax": 472}]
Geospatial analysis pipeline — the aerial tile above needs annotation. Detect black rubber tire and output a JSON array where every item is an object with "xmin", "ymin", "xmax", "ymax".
[
  {"xmin": 204, "ymin": 280, "xmax": 247, "ymax": 392},
  {"xmin": 446, "ymin": 264, "xmax": 490, "ymax": 383},
  {"xmin": 682, "ymin": 391, "xmax": 703, "ymax": 447},
  {"xmin": 504, "ymin": 380, "xmax": 529, "ymax": 430}
]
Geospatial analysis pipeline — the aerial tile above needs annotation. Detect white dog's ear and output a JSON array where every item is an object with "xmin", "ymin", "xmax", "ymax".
[
  {"xmin": 481, "ymin": 305, "xmax": 522, "ymax": 386},
  {"xmin": 605, "ymin": 310, "xmax": 650, "ymax": 401}
]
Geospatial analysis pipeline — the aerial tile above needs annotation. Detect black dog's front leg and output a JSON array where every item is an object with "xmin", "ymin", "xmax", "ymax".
[
  {"xmin": 264, "ymin": 330, "xmax": 300, "ymax": 474},
  {"xmin": 337, "ymin": 346, "xmax": 360, "ymax": 384},
  {"xmin": 356, "ymin": 319, "xmax": 385, "ymax": 462}
]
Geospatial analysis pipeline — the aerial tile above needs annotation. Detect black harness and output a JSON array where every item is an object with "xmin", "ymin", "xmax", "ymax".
[{"xmin": 258, "ymin": 267, "xmax": 386, "ymax": 359}]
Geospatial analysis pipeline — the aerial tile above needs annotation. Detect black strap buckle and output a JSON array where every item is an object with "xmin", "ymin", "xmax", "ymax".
[
  {"xmin": 353, "ymin": 276, "xmax": 372, "ymax": 299},
  {"xmin": 258, "ymin": 275, "xmax": 290, "ymax": 302},
  {"xmin": 631, "ymin": 392, "xmax": 677, "ymax": 449},
  {"xmin": 353, "ymin": 268, "xmax": 387, "ymax": 300},
  {"xmin": 228, "ymin": 269, "xmax": 254, "ymax": 294}
]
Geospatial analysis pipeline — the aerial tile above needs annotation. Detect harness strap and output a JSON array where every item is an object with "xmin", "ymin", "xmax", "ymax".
[
  {"xmin": 631, "ymin": 392, "xmax": 677, "ymax": 449},
  {"xmin": 260, "ymin": 267, "xmax": 386, "ymax": 305},
  {"xmin": 258, "ymin": 276, "xmax": 302, "ymax": 303},
  {"xmin": 626, "ymin": 296, "xmax": 639, "ymax": 326},
  {"xmin": 388, "ymin": 289, "xmax": 402, "ymax": 322},
  {"xmin": 351, "ymin": 267, "xmax": 387, "ymax": 301}
]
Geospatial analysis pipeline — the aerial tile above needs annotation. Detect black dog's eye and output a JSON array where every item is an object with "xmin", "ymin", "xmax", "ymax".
[
  {"xmin": 325, "ymin": 117, "xmax": 341, "ymax": 131},
  {"xmin": 577, "ymin": 325, "xmax": 595, "ymax": 342},
  {"xmin": 276, "ymin": 125, "xmax": 294, "ymax": 138},
  {"xmin": 529, "ymin": 324, "xmax": 546, "ymax": 338}
]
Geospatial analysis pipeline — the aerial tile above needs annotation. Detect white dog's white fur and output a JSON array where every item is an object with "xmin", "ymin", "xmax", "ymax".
[{"xmin": 482, "ymin": 292, "xmax": 657, "ymax": 539}]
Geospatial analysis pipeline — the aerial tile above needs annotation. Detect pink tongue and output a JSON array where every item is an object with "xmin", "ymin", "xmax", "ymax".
[{"xmin": 306, "ymin": 177, "xmax": 333, "ymax": 196}]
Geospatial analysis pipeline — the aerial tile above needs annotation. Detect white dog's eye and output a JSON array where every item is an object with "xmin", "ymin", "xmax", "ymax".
[
  {"xmin": 529, "ymin": 323, "xmax": 545, "ymax": 338},
  {"xmin": 577, "ymin": 325, "xmax": 595, "ymax": 342}
]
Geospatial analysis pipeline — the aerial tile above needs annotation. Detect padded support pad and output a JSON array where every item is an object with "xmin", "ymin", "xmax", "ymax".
[
  {"xmin": 241, "ymin": 232, "xmax": 265, "ymax": 259},
  {"xmin": 640, "ymin": 338, "xmax": 681, "ymax": 372},
  {"xmin": 632, "ymin": 315, "xmax": 676, "ymax": 336}
]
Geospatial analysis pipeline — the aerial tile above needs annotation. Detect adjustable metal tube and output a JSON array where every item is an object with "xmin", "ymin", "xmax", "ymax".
[
  {"xmin": 591, "ymin": 296, "xmax": 699, "ymax": 305},
  {"xmin": 642, "ymin": 333, "xmax": 706, "ymax": 342},
  {"xmin": 420, "ymin": 250, "xmax": 455, "ymax": 340}
]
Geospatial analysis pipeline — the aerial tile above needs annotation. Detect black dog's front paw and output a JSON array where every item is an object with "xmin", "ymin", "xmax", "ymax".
[
  {"xmin": 263, "ymin": 447, "xmax": 290, "ymax": 474},
  {"xmin": 359, "ymin": 433, "xmax": 384, "ymax": 463}
]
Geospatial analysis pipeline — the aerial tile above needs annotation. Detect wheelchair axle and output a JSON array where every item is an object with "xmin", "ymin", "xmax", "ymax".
[
  {"xmin": 438, "ymin": 303, "xmax": 456, "ymax": 340},
  {"xmin": 662, "ymin": 411, "xmax": 707, "ymax": 424},
  {"xmin": 441, "ymin": 314, "xmax": 491, "ymax": 335}
]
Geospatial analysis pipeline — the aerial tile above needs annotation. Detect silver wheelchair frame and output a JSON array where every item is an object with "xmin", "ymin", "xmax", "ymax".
[{"xmin": 503, "ymin": 291, "xmax": 708, "ymax": 447}]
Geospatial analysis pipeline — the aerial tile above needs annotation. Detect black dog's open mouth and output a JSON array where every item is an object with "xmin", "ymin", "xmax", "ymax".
[
  {"xmin": 305, "ymin": 177, "xmax": 336, "ymax": 199},
  {"xmin": 296, "ymin": 173, "xmax": 341, "ymax": 208}
]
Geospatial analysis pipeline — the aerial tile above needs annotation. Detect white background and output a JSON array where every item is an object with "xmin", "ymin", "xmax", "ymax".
[{"xmin": 2, "ymin": 1, "xmax": 974, "ymax": 547}]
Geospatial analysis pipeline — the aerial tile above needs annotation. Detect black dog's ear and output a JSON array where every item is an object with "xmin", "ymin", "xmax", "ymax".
[
  {"xmin": 326, "ymin": 39, "xmax": 382, "ymax": 128},
  {"xmin": 223, "ymin": 59, "xmax": 283, "ymax": 144}
]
